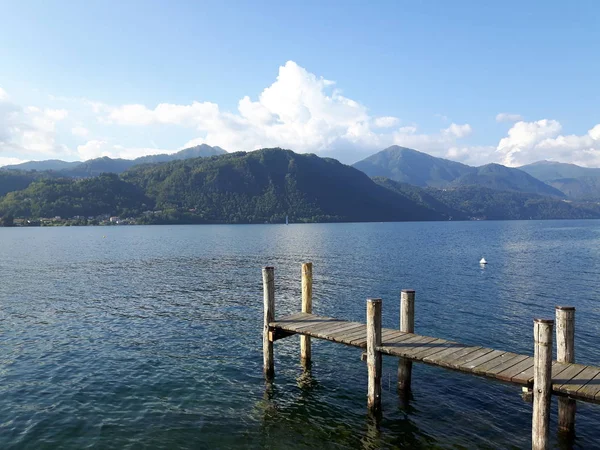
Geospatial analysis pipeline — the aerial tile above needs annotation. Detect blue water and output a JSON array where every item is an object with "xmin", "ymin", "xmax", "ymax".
[{"xmin": 1, "ymin": 221, "xmax": 600, "ymax": 449}]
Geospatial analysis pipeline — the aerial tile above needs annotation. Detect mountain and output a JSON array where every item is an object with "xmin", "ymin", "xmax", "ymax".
[
  {"xmin": 1, "ymin": 144, "xmax": 227, "ymax": 175},
  {"xmin": 374, "ymin": 178, "xmax": 600, "ymax": 221},
  {"xmin": 2, "ymin": 160, "xmax": 81, "ymax": 172},
  {"xmin": 353, "ymin": 146, "xmax": 472, "ymax": 187},
  {"xmin": 0, "ymin": 173, "xmax": 152, "ymax": 219},
  {"xmin": 519, "ymin": 161, "xmax": 600, "ymax": 200},
  {"xmin": 121, "ymin": 148, "xmax": 445, "ymax": 223},
  {"xmin": 353, "ymin": 146, "xmax": 564, "ymax": 197},
  {"xmin": 0, "ymin": 170, "xmax": 45, "ymax": 197},
  {"xmin": 0, "ymin": 149, "xmax": 445, "ymax": 223},
  {"xmin": 518, "ymin": 160, "xmax": 600, "ymax": 181},
  {"xmin": 450, "ymin": 163, "xmax": 564, "ymax": 197}
]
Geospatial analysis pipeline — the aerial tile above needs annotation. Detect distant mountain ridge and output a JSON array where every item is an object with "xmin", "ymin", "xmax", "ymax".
[
  {"xmin": 353, "ymin": 146, "xmax": 564, "ymax": 197},
  {"xmin": 519, "ymin": 160, "xmax": 600, "ymax": 200},
  {"xmin": 1, "ymin": 144, "xmax": 227, "ymax": 176}
]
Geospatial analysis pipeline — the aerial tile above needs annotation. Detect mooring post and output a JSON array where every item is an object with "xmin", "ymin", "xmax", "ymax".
[
  {"xmin": 300, "ymin": 262, "xmax": 313, "ymax": 367},
  {"xmin": 532, "ymin": 318, "xmax": 553, "ymax": 450},
  {"xmin": 398, "ymin": 289, "xmax": 415, "ymax": 391},
  {"xmin": 367, "ymin": 298, "xmax": 382, "ymax": 413},
  {"xmin": 556, "ymin": 306, "xmax": 576, "ymax": 436},
  {"xmin": 263, "ymin": 266, "xmax": 275, "ymax": 380}
]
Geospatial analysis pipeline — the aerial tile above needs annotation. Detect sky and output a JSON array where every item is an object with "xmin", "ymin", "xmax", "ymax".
[{"xmin": 1, "ymin": 0, "xmax": 599, "ymax": 167}]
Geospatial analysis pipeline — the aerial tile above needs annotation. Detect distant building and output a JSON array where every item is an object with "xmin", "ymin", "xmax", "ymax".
[{"xmin": 109, "ymin": 216, "xmax": 119, "ymax": 223}]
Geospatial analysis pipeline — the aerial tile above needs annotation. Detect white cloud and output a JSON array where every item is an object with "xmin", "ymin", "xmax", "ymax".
[
  {"xmin": 443, "ymin": 123, "xmax": 473, "ymax": 138},
  {"xmin": 374, "ymin": 116, "xmax": 400, "ymax": 128},
  {"xmin": 102, "ymin": 61, "xmax": 473, "ymax": 163},
  {"xmin": 496, "ymin": 113, "xmax": 524, "ymax": 123},
  {"xmin": 494, "ymin": 119, "xmax": 600, "ymax": 167},
  {"xmin": 71, "ymin": 126, "xmax": 89, "ymax": 137},
  {"xmin": 0, "ymin": 88, "xmax": 8, "ymax": 101},
  {"xmin": 0, "ymin": 90, "xmax": 71, "ymax": 160},
  {"xmin": 0, "ymin": 156, "xmax": 25, "ymax": 167},
  {"xmin": 76, "ymin": 140, "xmax": 173, "ymax": 161}
]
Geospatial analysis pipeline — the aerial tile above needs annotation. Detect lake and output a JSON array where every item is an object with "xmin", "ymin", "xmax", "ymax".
[{"xmin": 1, "ymin": 221, "xmax": 600, "ymax": 449}]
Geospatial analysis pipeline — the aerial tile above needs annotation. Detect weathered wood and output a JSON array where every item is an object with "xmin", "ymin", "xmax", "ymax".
[
  {"xmin": 422, "ymin": 344, "xmax": 476, "ymax": 364},
  {"xmin": 482, "ymin": 354, "xmax": 529, "ymax": 377},
  {"xmin": 496, "ymin": 357, "xmax": 534, "ymax": 384},
  {"xmin": 398, "ymin": 289, "xmax": 415, "ymax": 391},
  {"xmin": 367, "ymin": 298, "xmax": 382, "ymax": 413},
  {"xmin": 556, "ymin": 306, "xmax": 576, "ymax": 435},
  {"xmin": 576, "ymin": 372, "xmax": 600, "ymax": 400},
  {"xmin": 532, "ymin": 319, "xmax": 553, "ymax": 450},
  {"xmin": 300, "ymin": 263, "xmax": 313, "ymax": 366},
  {"xmin": 269, "ymin": 312, "xmax": 600, "ymax": 402},
  {"xmin": 263, "ymin": 267, "xmax": 275, "ymax": 380}
]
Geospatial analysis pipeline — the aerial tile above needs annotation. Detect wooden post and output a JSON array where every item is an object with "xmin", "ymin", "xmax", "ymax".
[
  {"xmin": 532, "ymin": 319, "xmax": 553, "ymax": 450},
  {"xmin": 263, "ymin": 266, "xmax": 275, "ymax": 380},
  {"xmin": 367, "ymin": 298, "xmax": 382, "ymax": 413},
  {"xmin": 300, "ymin": 262, "xmax": 313, "ymax": 367},
  {"xmin": 556, "ymin": 306, "xmax": 576, "ymax": 436},
  {"xmin": 398, "ymin": 289, "xmax": 415, "ymax": 391}
]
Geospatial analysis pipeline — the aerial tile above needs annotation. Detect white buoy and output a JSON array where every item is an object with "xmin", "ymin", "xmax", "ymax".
[{"xmin": 480, "ymin": 257, "xmax": 487, "ymax": 265}]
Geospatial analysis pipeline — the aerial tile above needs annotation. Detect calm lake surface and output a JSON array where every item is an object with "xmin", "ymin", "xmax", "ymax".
[{"xmin": 1, "ymin": 221, "xmax": 600, "ymax": 449}]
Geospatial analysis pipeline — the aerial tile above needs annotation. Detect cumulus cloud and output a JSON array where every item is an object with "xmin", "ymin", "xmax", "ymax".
[
  {"xmin": 103, "ymin": 61, "xmax": 472, "ymax": 163},
  {"xmin": 374, "ymin": 116, "xmax": 400, "ymax": 128},
  {"xmin": 495, "ymin": 120, "xmax": 600, "ymax": 167},
  {"xmin": 0, "ymin": 91, "xmax": 70, "ymax": 160},
  {"xmin": 496, "ymin": 113, "xmax": 524, "ymax": 123},
  {"xmin": 76, "ymin": 140, "xmax": 174, "ymax": 161}
]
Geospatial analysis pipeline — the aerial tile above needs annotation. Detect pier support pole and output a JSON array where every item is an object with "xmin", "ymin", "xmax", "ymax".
[
  {"xmin": 367, "ymin": 298, "xmax": 382, "ymax": 414},
  {"xmin": 300, "ymin": 263, "xmax": 313, "ymax": 368},
  {"xmin": 532, "ymin": 318, "xmax": 553, "ymax": 450},
  {"xmin": 398, "ymin": 289, "xmax": 415, "ymax": 392},
  {"xmin": 556, "ymin": 306, "xmax": 576, "ymax": 437},
  {"xmin": 263, "ymin": 267, "xmax": 275, "ymax": 380}
]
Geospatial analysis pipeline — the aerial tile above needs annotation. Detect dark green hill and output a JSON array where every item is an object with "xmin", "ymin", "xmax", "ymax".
[
  {"xmin": 451, "ymin": 163, "xmax": 564, "ymax": 197},
  {"xmin": 122, "ymin": 148, "xmax": 445, "ymax": 223},
  {"xmin": 425, "ymin": 186, "xmax": 599, "ymax": 220},
  {"xmin": 0, "ymin": 173, "xmax": 152, "ymax": 219},
  {"xmin": 0, "ymin": 170, "xmax": 51, "ymax": 196},
  {"xmin": 353, "ymin": 146, "xmax": 472, "ymax": 187}
]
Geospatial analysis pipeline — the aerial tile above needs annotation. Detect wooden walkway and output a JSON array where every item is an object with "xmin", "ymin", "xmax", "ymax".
[{"xmin": 270, "ymin": 312, "xmax": 600, "ymax": 403}]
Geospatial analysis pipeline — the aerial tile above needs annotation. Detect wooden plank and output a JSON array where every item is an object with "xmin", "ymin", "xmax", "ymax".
[
  {"xmin": 462, "ymin": 350, "xmax": 506, "ymax": 373},
  {"xmin": 422, "ymin": 344, "xmax": 476, "ymax": 364},
  {"xmin": 336, "ymin": 327, "xmax": 368, "ymax": 346},
  {"xmin": 386, "ymin": 336, "xmax": 439, "ymax": 359},
  {"xmin": 443, "ymin": 347, "xmax": 496, "ymax": 370},
  {"xmin": 406, "ymin": 338, "xmax": 456, "ymax": 360},
  {"xmin": 316, "ymin": 322, "xmax": 363, "ymax": 338},
  {"xmin": 381, "ymin": 330, "xmax": 409, "ymax": 344},
  {"xmin": 326, "ymin": 324, "xmax": 365, "ymax": 341},
  {"xmin": 483, "ymin": 354, "xmax": 530, "ymax": 377},
  {"xmin": 335, "ymin": 326, "xmax": 368, "ymax": 341},
  {"xmin": 556, "ymin": 366, "xmax": 600, "ymax": 396},
  {"xmin": 495, "ymin": 357, "xmax": 532, "ymax": 382},
  {"xmin": 309, "ymin": 323, "xmax": 361, "ymax": 340},
  {"xmin": 576, "ymin": 373, "xmax": 600, "ymax": 400},
  {"xmin": 551, "ymin": 363, "xmax": 587, "ymax": 390},
  {"xmin": 292, "ymin": 317, "xmax": 343, "ymax": 332},
  {"xmin": 275, "ymin": 312, "xmax": 308, "ymax": 322}
]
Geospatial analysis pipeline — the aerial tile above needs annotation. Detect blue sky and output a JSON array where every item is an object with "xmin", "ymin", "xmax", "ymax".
[{"xmin": 1, "ymin": 0, "xmax": 599, "ymax": 167}]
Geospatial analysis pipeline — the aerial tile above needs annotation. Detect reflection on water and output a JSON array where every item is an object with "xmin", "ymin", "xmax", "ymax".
[{"xmin": 0, "ymin": 221, "xmax": 600, "ymax": 448}]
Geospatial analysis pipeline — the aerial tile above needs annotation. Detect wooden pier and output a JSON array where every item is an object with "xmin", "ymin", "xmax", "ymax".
[{"xmin": 262, "ymin": 264, "xmax": 600, "ymax": 449}]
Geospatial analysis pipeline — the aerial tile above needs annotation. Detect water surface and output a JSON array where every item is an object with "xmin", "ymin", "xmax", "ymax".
[{"xmin": 1, "ymin": 221, "xmax": 600, "ymax": 449}]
